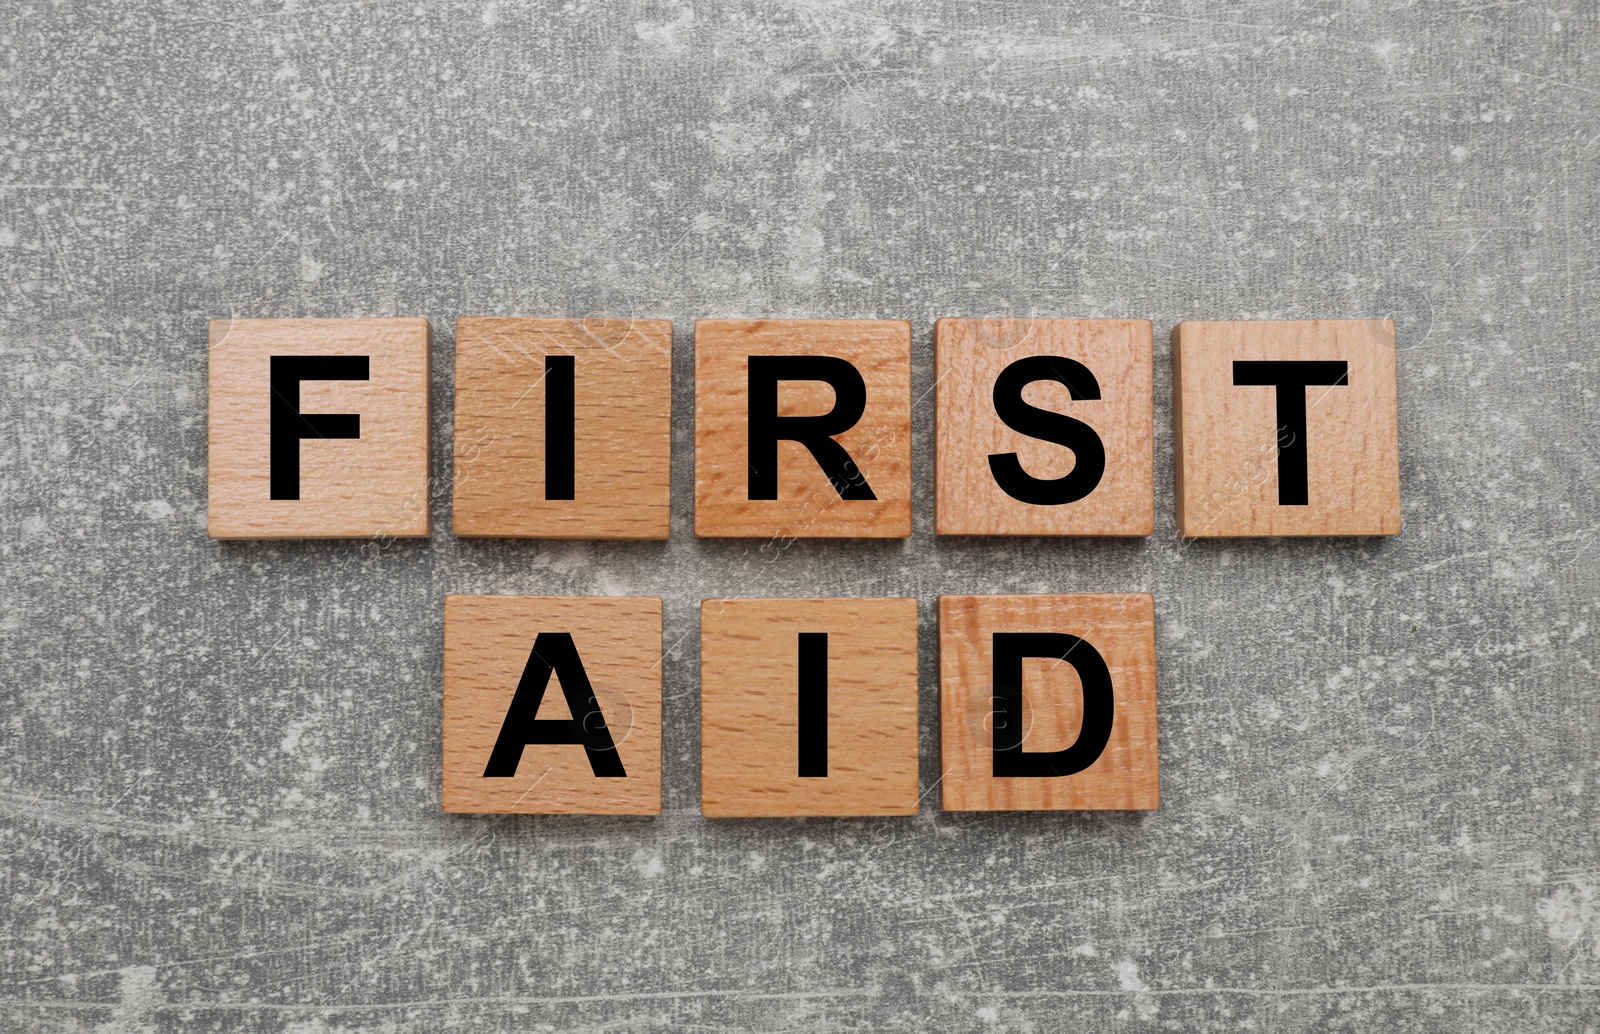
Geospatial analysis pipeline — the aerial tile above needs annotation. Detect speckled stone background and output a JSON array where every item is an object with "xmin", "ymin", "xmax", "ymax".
[{"xmin": 3, "ymin": 1, "xmax": 1598, "ymax": 1031}]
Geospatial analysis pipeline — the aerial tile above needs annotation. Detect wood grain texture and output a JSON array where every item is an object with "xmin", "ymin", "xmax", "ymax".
[
  {"xmin": 452, "ymin": 317, "xmax": 672, "ymax": 539},
  {"xmin": 694, "ymin": 319, "xmax": 912, "ymax": 538},
  {"xmin": 935, "ymin": 317, "xmax": 1153, "ymax": 536},
  {"xmin": 1173, "ymin": 319, "xmax": 1401, "ymax": 537},
  {"xmin": 700, "ymin": 598, "xmax": 920, "ymax": 817},
  {"xmin": 207, "ymin": 318, "xmax": 431, "ymax": 539},
  {"xmin": 442, "ymin": 595, "xmax": 662, "ymax": 815},
  {"xmin": 939, "ymin": 593, "xmax": 1159, "ymax": 812}
]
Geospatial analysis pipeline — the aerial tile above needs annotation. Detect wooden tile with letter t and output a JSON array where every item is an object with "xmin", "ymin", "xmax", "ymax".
[
  {"xmin": 936, "ymin": 317, "xmax": 1153, "ymax": 536},
  {"xmin": 208, "ymin": 318, "xmax": 431, "ymax": 538},
  {"xmin": 695, "ymin": 320, "xmax": 912, "ymax": 538},
  {"xmin": 442, "ymin": 595, "xmax": 662, "ymax": 815},
  {"xmin": 939, "ymin": 594, "xmax": 1159, "ymax": 812},
  {"xmin": 453, "ymin": 318, "xmax": 672, "ymax": 538},
  {"xmin": 1173, "ymin": 319, "xmax": 1401, "ymax": 537},
  {"xmin": 700, "ymin": 598, "xmax": 920, "ymax": 817}
]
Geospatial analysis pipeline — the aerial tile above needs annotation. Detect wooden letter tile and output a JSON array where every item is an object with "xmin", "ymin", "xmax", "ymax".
[
  {"xmin": 453, "ymin": 318, "xmax": 672, "ymax": 539},
  {"xmin": 939, "ymin": 593, "xmax": 1158, "ymax": 811},
  {"xmin": 208, "ymin": 318, "xmax": 431, "ymax": 539},
  {"xmin": 694, "ymin": 320, "xmax": 912, "ymax": 538},
  {"xmin": 443, "ymin": 595, "xmax": 662, "ymax": 815},
  {"xmin": 700, "ymin": 598, "xmax": 920, "ymax": 817},
  {"xmin": 1173, "ymin": 319, "xmax": 1401, "ymax": 536},
  {"xmin": 936, "ymin": 317, "xmax": 1153, "ymax": 536}
]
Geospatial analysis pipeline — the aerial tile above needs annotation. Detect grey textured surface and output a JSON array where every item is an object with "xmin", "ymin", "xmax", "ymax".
[{"xmin": 2, "ymin": 1, "xmax": 1598, "ymax": 1030}]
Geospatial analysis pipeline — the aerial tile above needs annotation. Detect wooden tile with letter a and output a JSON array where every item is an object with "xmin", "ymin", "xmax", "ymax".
[
  {"xmin": 208, "ymin": 318, "xmax": 431, "ymax": 539},
  {"xmin": 936, "ymin": 317, "xmax": 1153, "ymax": 536},
  {"xmin": 939, "ymin": 593, "xmax": 1158, "ymax": 811},
  {"xmin": 694, "ymin": 319, "xmax": 912, "ymax": 538},
  {"xmin": 1173, "ymin": 319, "xmax": 1401, "ymax": 537},
  {"xmin": 442, "ymin": 595, "xmax": 662, "ymax": 815},
  {"xmin": 453, "ymin": 317, "xmax": 672, "ymax": 539},
  {"xmin": 700, "ymin": 598, "xmax": 920, "ymax": 817}
]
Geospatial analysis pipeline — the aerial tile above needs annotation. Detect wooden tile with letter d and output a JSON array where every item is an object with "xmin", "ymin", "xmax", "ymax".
[
  {"xmin": 700, "ymin": 598, "xmax": 921, "ymax": 817},
  {"xmin": 939, "ymin": 593, "xmax": 1159, "ymax": 811},
  {"xmin": 442, "ymin": 595, "xmax": 662, "ymax": 814}
]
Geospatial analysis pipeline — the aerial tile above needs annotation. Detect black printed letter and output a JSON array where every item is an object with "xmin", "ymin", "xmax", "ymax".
[
  {"xmin": 991, "ymin": 632, "xmax": 1113, "ymax": 778},
  {"xmin": 483, "ymin": 632, "xmax": 625, "ymax": 778},
  {"xmin": 269, "ymin": 355, "xmax": 369, "ymax": 500},
  {"xmin": 544, "ymin": 354, "xmax": 575, "ymax": 500},
  {"xmin": 797, "ymin": 632, "xmax": 828, "ymax": 777},
  {"xmin": 987, "ymin": 355, "xmax": 1106, "ymax": 506},
  {"xmin": 747, "ymin": 355, "xmax": 876, "ymax": 500},
  {"xmin": 1231, "ymin": 360, "xmax": 1349, "ymax": 506}
]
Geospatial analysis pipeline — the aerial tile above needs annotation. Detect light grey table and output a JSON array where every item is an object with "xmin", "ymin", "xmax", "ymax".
[{"xmin": 3, "ymin": 2, "xmax": 1596, "ymax": 1030}]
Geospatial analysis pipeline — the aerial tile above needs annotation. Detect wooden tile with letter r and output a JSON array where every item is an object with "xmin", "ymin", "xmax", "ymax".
[
  {"xmin": 442, "ymin": 595, "xmax": 662, "ymax": 815},
  {"xmin": 208, "ymin": 318, "xmax": 431, "ymax": 539},
  {"xmin": 940, "ymin": 593, "xmax": 1159, "ymax": 812},
  {"xmin": 694, "ymin": 319, "xmax": 912, "ymax": 538},
  {"xmin": 1173, "ymin": 319, "xmax": 1401, "ymax": 537},
  {"xmin": 700, "ymin": 597, "xmax": 920, "ymax": 817},
  {"xmin": 936, "ymin": 317, "xmax": 1153, "ymax": 536},
  {"xmin": 453, "ymin": 317, "xmax": 672, "ymax": 539}
]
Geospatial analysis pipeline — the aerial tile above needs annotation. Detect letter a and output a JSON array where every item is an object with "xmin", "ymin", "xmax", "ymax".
[{"xmin": 483, "ymin": 632, "xmax": 625, "ymax": 778}]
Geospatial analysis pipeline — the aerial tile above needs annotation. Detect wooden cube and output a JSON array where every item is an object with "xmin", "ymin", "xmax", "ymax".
[
  {"xmin": 1173, "ymin": 319, "xmax": 1401, "ymax": 537},
  {"xmin": 208, "ymin": 318, "xmax": 431, "ymax": 539},
  {"xmin": 936, "ymin": 317, "xmax": 1153, "ymax": 536},
  {"xmin": 700, "ymin": 597, "xmax": 921, "ymax": 817},
  {"xmin": 452, "ymin": 318, "xmax": 672, "ymax": 539},
  {"xmin": 694, "ymin": 320, "xmax": 912, "ymax": 538},
  {"xmin": 939, "ymin": 593, "xmax": 1159, "ymax": 811},
  {"xmin": 443, "ymin": 595, "xmax": 662, "ymax": 815}
]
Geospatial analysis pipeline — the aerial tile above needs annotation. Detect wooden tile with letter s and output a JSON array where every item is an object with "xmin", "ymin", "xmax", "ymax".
[
  {"xmin": 1173, "ymin": 319, "xmax": 1401, "ymax": 537},
  {"xmin": 700, "ymin": 597, "xmax": 920, "ymax": 817},
  {"xmin": 208, "ymin": 318, "xmax": 431, "ymax": 539},
  {"xmin": 452, "ymin": 317, "xmax": 672, "ymax": 539},
  {"xmin": 936, "ymin": 317, "xmax": 1153, "ymax": 536},
  {"xmin": 442, "ymin": 595, "xmax": 662, "ymax": 815},
  {"xmin": 939, "ymin": 593, "xmax": 1159, "ymax": 812},
  {"xmin": 694, "ymin": 319, "xmax": 912, "ymax": 538}
]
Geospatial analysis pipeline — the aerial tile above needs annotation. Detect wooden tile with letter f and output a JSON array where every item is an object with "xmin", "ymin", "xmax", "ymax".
[
  {"xmin": 700, "ymin": 598, "xmax": 921, "ymax": 817},
  {"xmin": 694, "ymin": 320, "xmax": 912, "ymax": 538},
  {"xmin": 443, "ymin": 595, "xmax": 662, "ymax": 815},
  {"xmin": 939, "ymin": 593, "xmax": 1159, "ymax": 812},
  {"xmin": 208, "ymin": 318, "xmax": 431, "ymax": 539}
]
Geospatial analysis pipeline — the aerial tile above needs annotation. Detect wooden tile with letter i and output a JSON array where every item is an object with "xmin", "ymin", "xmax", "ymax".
[
  {"xmin": 936, "ymin": 317, "xmax": 1153, "ymax": 536},
  {"xmin": 443, "ymin": 595, "xmax": 662, "ymax": 815},
  {"xmin": 695, "ymin": 319, "xmax": 912, "ymax": 538},
  {"xmin": 208, "ymin": 318, "xmax": 431, "ymax": 538},
  {"xmin": 1173, "ymin": 319, "xmax": 1401, "ymax": 537},
  {"xmin": 453, "ymin": 317, "xmax": 672, "ymax": 538},
  {"xmin": 939, "ymin": 593, "xmax": 1159, "ymax": 811},
  {"xmin": 700, "ymin": 598, "xmax": 920, "ymax": 817}
]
